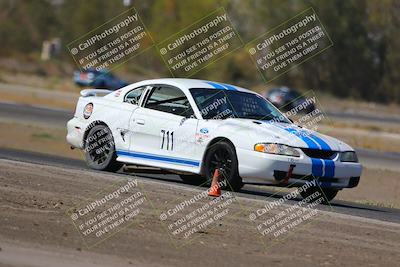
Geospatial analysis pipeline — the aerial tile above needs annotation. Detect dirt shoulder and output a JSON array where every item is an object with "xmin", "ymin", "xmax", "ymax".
[{"xmin": 0, "ymin": 159, "xmax": 399, "ymax": 267}]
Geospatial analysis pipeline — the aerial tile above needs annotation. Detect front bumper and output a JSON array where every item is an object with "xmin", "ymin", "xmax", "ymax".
[
  {"xmin": 272, "ymin": 171, "xmax": 360, "ymax": 188},
  {"xmin": 237, "ymin": 148, "xmax": 362, "ymax": 189}
]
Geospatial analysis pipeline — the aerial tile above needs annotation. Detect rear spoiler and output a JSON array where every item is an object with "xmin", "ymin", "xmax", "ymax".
[{"xmin": 80, "ymin": 89, "xmax": 113, "ymax": 97}]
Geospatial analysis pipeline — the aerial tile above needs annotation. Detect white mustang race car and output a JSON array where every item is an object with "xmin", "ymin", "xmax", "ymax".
[{"xmin": 67, "ymin": 78, "xmax": 362, "ymax": 201}]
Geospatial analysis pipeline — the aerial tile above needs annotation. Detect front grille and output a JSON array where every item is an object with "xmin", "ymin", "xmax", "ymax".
[{"xmin": 301, "ymin": 148, "xmax": 337, "ymax": 159}]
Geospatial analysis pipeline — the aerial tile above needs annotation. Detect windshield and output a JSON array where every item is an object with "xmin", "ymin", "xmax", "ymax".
[{"xmin": 190, "ymin": 88, "xmax": 290, "ymax": 123}]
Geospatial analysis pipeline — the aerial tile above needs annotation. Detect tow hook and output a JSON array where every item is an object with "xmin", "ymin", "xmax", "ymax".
[{"xmin": 282, "ymin": 164, "xmax": 296, "ymax": 184}]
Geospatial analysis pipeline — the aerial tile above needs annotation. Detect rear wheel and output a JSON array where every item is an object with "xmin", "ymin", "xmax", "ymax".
[
  {"xmin": 300, "ymin": 186, "xmax": 338, "ymax": 203},
  {"xmin": 203, "ymin": 140, "xmax": 243, "ymax": 191},
  {"xmin": 84, "ymin": 124, "xmax": 123, "ymax": 172}
]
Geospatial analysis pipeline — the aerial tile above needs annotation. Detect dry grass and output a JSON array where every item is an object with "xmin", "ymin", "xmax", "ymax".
[
  {"xmin": 0, "ymin": 91, "xmax": 76, "ymax": 110},
  {"xmin": 325, "ymin": 120, "xmax": 400, "ymax": 134},
  {"xmin": 320, "ymin": 124, "xmax": 400, "ymax": 153},
  {"xmin": 0, "ymin": 122, "xmax": 83, "ymax": 159}
]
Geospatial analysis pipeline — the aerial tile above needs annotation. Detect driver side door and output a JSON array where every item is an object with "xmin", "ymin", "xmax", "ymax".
[{"xmin": 128, "ymin": 85, "xmax": 200, "ymax": 172}]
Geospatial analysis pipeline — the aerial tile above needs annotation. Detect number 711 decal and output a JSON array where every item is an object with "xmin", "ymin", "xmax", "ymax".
[{"xmin": 160, "ymin": 130, "xmax": 174, "ymax": 150}]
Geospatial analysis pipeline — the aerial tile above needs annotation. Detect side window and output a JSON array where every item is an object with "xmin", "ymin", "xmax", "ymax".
[
  {"xmin": 124, "ymin": 87, "xmax": 145, "ymax": 105},
  {"xmin": 144, "ymin": 86, "xmax": 194, "ymax": 117}
]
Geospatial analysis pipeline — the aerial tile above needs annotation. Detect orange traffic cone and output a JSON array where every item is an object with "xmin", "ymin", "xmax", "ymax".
[{"xmin": 208, "ymin": 168, "xmax": 221, "ymax": 197}]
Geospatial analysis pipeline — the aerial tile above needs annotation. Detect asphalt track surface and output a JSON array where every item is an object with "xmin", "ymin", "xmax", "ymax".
[
  {"xmin": 0, "ymin": 101, "xmax": 72, "ymax": 128},
  {"xmin": 1, "ymin": 147, "xmax": 399, "ymax": 224},
  {"xmin": 1, "ymin": 101, "xmax": 400, "ymax": 224}
]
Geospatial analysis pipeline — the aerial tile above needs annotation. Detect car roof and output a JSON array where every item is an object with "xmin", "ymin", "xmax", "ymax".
[{"xmin": 119, "ymin": 78, "xmax": 256, "ymax": 95}]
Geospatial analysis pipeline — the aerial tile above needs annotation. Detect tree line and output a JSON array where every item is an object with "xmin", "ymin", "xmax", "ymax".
[{"xmin": 0, "ymin": 0, "xmax": 398, "ymax": 103}]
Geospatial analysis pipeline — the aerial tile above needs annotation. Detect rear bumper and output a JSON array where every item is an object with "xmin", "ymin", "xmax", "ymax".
[
  {"xmin": 237, "ymin": 148, "xmax": 362, "ymax": 189},
  {"xmin": 66, "ymin": 117, "xmax": 85, "ymax": 149}
]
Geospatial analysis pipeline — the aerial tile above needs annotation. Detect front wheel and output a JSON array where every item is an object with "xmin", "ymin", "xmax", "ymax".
[
  {"xmin": 300, "ymin": 186, "xmax": 338, "ymax": 203},
  {"xmin": 203, "ymin": 140, "xmax": 243, "ymax": 191},
  {"xmin": 84, "ymin": 124, "xmax": 123, "ymax": 172}
]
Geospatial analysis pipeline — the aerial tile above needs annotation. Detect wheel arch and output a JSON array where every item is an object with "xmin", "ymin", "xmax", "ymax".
[{"xmin": 200, "ymin": 136, "xmax": 237, "ymax": 175}]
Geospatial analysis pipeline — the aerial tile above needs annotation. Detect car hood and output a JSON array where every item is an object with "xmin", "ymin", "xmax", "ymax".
[{"xmin": 216, "ymin": 118, "xmax": 352, "ymax": 152}]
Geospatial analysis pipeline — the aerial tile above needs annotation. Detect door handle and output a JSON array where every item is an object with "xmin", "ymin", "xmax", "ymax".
[{"xmin": 136, "ymin": 119, "xmax": 145, "ymax": 125}]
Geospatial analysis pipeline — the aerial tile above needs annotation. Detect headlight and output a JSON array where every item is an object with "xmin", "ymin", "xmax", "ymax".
[
  {"xmin": 340, "ymin": 151, "xmax": 358, "ymax": 162},
  {"xmin": 254, "ymin": 143, "xmax": 300, "ymax": 157}
]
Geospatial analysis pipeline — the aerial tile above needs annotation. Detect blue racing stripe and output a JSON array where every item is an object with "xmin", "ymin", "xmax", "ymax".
[
  {"xmin": 311, "ymin": 158, "xmax": 323, "ymax": 177},
  {"xmin": 220, "ymin": 83, "xmax": 237, "ymax": 90},
  {"xmin": 289, "ymin": 128, "xmax": 335, "ymax": 177},
  {"xmin": 323, "ymin": 159, "xmax": 335, "ymax": 178},
  {"xmin": 204, "ymin": 81, "xmax": 226, "ymax": 89},
  {"xmin": 309, "ymin": 134, "xmax": 331, "ymax": 151},
  {"xmin": 284, "ymin": 128, "xmax": 320, "ymax": 150},
  {"xmin": 284, "ymin": 127, "xmax": 333, "ymax": 152},
  {"xmin": 117, "ymin": 150, "xmax": 200, "ymax": 167},
  {"xmin": 267, "ymin": 123, "xmax": 336, "ymax": 178}
]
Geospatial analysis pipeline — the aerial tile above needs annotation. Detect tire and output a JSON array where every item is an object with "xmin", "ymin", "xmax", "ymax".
[
  {"xmin": 320, "ymin": 188, "xmax": 339, "ymax": 202},
  {"xmin": 203, "ymin": 140, "xmax": 243, "ymax": 191},
  {"xmin": 300, "ymin": 186, "xmax": 338, "ymax": 204},
  {"xmin": 84, "ymin": 124, "xmax": 123, "ymax": 172},
  {"xmin": 179, "ymin": 174, "xmax": 207, "ymax": 186}
]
